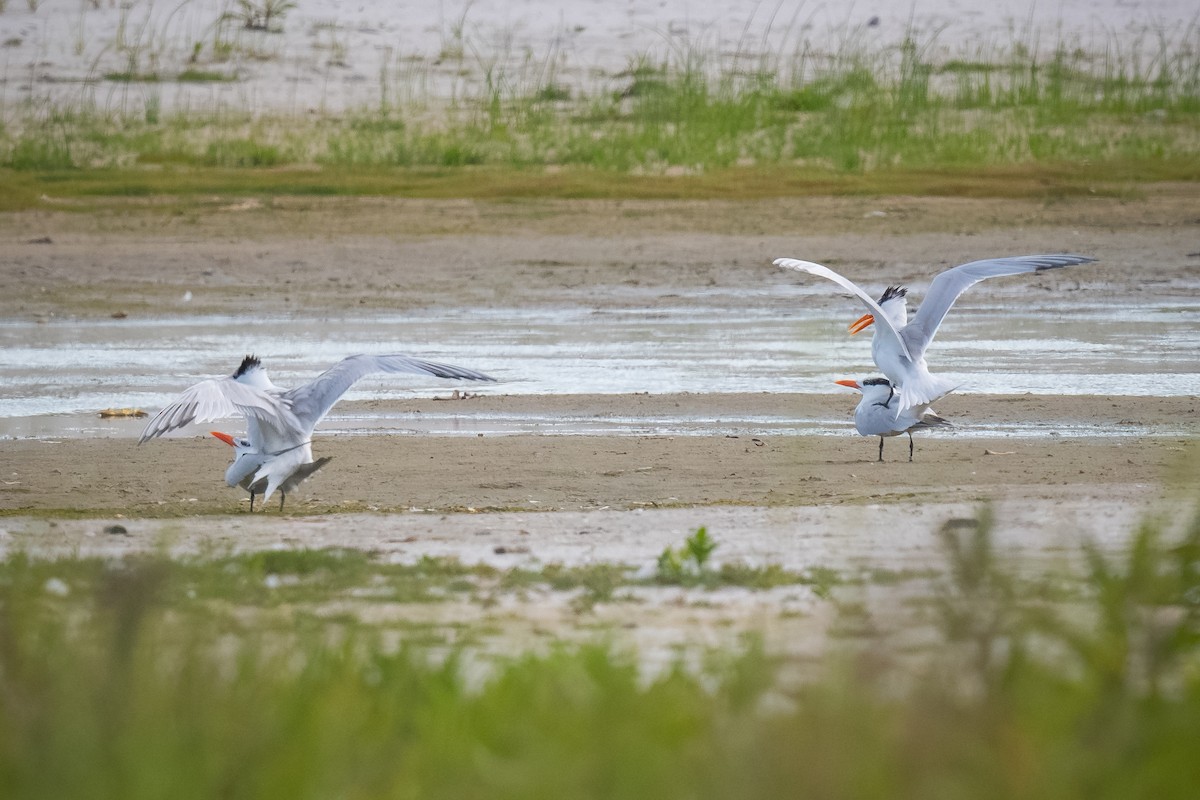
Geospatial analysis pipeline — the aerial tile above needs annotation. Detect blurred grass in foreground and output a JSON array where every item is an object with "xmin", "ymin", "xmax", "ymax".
[
  {"xmin": 0, "ymin": 30, "xmax": 1197, "ymax": 208},
  {"xmin": 1, "ymin": 506, "xmax": 1199, "ymax": 799}
]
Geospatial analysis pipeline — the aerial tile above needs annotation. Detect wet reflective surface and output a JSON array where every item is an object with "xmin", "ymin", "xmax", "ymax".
[
  {"xmin": 2, "ymin": 292, "xmax": 1197, "ymax": 439},
  {"xmin": 3, "ymin": 405, "xmax": 1195, "ymax": 442}
]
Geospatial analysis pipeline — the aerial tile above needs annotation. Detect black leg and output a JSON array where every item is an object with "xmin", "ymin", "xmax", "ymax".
[
  {"xmin": 279, "ymin": 491, "xmax": 286, "ymax": 512},
  {"xmin": 877, "ymin": 436, "xmax": 884, "ymax": 462},
  {"xmin": 908, "ymin": 432, "xmax": 915, "ymax": 462},
  {"xmin": 249, "ymin": 491, "xmax": 256, "ymax": 512}
]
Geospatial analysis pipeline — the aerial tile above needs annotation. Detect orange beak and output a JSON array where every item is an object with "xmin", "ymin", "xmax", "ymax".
[
  {"xmin": 834, "ymin": 379, "xmax": 860, "ymax": 390},
  {"xmin": 211, "ymin": 431, "xmax": 236, "ymax": 447},
  {"xmin": 848, "ymin": 313, "xmax": 875, "ymax": 335}
]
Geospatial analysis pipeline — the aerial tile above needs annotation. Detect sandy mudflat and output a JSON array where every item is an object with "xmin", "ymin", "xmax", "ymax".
[
  {"xmin": 2, "ymin": 190, "xmax": 1199, "ymax": 522},
  {"xmin": 1, "ymin": 392, "xmax": 1196, "ymax": 517},
  {"xmin": 4, "ymin": 190, "xmax": 1200, "ymax": 321},
  {"xmin": 3, "ymin": 409, "xmax": 1193, "ymax": 664},
  {"xmin": 2, "ymin": 190, "xmax": 1198, "ymax": 658}
]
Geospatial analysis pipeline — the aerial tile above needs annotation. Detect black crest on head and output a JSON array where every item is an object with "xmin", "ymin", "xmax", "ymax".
[
  {"xmin": 233, "ymin": 355, "xmax": 261, "ymax": 379},
  {"xmin": 878, "ymin": 286, "xmax": 907, "ymax": 304},
  {"xmin": 862, "ymin": 377, "xmax": 892, "ymax": 388}
]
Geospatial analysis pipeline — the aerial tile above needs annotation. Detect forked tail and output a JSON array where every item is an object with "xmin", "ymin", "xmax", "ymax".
[
  {"xmin": 255, "ymin": 456, "xmax": 334, "ymax": 504},
  {"xmin": 916, "ymin": 410, "xmax": 953, "ymax": 430},
  {"xmin": 289, "ymin": 457, "xmax": 333, "ymax": 487}
]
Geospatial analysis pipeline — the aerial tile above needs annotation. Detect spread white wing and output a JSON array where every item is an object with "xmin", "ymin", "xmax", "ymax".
[
  {"xmin": 901, "ymin": 254, "xmax": 1095, "ymax": 359},
  {"xmin": 774, "ymin": 258, "xmax": 914, "ymax": 361},
  {"xmin": 284, "ymin": 354, "xmax": 496, "ymax": 429},
  {"xmin": 138, "ymin": 377, "xmax": 304, "ymax": 445}
]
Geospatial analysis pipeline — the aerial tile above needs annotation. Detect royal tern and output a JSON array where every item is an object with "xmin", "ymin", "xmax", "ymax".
[
  {"xmin": 835, "ymin": 377, "xmax": 951, "ymax": 462},
  {"xmin": 140, "ymin": 354, "xmax": 496, "ymax": 509},
  {"xmin": 209, "ymin": 431, "xmax": 332, "ymax": 511},
  {"xmin": 775, "ymin": 254, "xmax": 1095, "ymax": 411}
]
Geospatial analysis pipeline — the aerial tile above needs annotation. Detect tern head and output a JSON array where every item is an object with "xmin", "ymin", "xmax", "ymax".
[
  {"xmin": 849, "ymin": 285, "xmax": 907, "ymax": 335},
  {"xmin": 836, "ymin": 378, "xmax": 895, "ymax": 402},
  {"xmin": 211, "ymin": 430, "xmax": 253, "ymax": 451},
  {"xmin": 213, "ymin": 431, "xmax": 266, "ymax": 490},
  {"xmin": 232, "ymin": 356, "xmax": 260, "ymax": 379},
  {"xmin": 231, "ymin": 355, "xmax": 277, "ymax": 391}
]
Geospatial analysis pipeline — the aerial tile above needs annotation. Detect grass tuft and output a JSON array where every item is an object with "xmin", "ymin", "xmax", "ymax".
[{"xmin": 175, "ymin": 69, "xmax": 236, "ymax": 83}]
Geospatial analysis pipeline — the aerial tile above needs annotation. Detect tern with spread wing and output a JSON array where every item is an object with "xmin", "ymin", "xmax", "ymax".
[
  {"xmin": 775, "ymin": 254, "xmax": 1095, "ymax": 412},
  {"xmin": 835, "ymin": 377, "xmax": 951, "ymax": 462},
  {"xmin": 140, "ymin": 354, "xmax": 496, "ymax": 510}
]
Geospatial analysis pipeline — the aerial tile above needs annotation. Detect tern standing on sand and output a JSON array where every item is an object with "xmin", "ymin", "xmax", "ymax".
[
  {"xmin": 140, "ymin": 354, "xmax": 496, "ymax": 510},
  {"xmin": 775, "ymin": 254, "xmax": 1095, "ymax": 411},
  {"xmin": 834, "ymin": 377, "xmax": 951, "ymax": 462}
]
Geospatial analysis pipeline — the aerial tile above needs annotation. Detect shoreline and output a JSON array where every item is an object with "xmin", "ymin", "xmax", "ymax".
[
  {"xmin": 3, "ymin": 391, "xmax": 1199, "ymax": 441},
  {"xmin": 2, "ymin": 392, "xmax": 1194, "ymax": 517}
]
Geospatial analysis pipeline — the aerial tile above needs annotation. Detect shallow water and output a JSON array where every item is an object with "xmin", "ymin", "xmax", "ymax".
[
  {"xmin": 2, "ymin": 292, "xmax": 1197, "ymax": 439},
  {"xmin": 5, "ymin": 407, "xmax": 1191, "ymax": 442}
]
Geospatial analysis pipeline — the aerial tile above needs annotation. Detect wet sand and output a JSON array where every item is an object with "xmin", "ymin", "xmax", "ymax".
[
  {"xmin": 4, "ymin": 190, "xmax": 1199, "ymax": 321},
  {"xmin": 2, "ymin": 392, "xmax": 1195, "ymax": 516},
  {"xmin": 4, "ymin": 419, "xmax": 1194, "ymax": 666},
  {"xmin": 2, "ymin": 190, "xmax": 1198, "ymax": 521}
]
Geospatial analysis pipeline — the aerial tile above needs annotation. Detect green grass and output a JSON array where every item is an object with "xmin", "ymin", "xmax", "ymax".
[
  {"xmin": 0, "ymin": 545, "xmax": 816, "ymax": 614},
  {"xmin": 0, "ymin": 159, "xmax": 1178, "ymax": 214},
  {"xmin": 1, "ymin": 506, "xmax": 1198, "ymax": 798},
  {"xmin": 102, "ymin": 72, "xmax": 161, "ymax": 83},
  {"xmin": 175, "ymin": 69, "xmax": 236, "ymax": 83},
  {"xmin": 0, "ymin": 33, "xmax": 1196, "ymax": 208}
]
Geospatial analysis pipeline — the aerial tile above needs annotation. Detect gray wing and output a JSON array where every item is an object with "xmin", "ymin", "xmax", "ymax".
[
  {"xmin": 284, "ymin": 353, "xmax": 497, "ymax": 428},
  {"xmin": 775, "ymin": 258, "xmax": 914, "ymax": 360},
  {"xmin": 138, "ymin": 377, "xmax": 303, "ymax": 444},
  {"xmin": 902, "ymin": 254, "xmax": 1095, "ymax": 359}
]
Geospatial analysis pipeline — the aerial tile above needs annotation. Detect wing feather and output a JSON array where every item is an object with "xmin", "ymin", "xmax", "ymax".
[
  {"xmin": 284, "ymin": 354, "xmax": 497, "ymax": 428},
  {"xmin": 774, "ymin": 258, "xmax": 914, "ymax": 360},
  {"xmin": 901, "ymin": 254, "xmax": 1095, "ymax": 358},
  {"xmin": 138, "ymin": 377, "xmax": 303, "ymax": 444}
]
